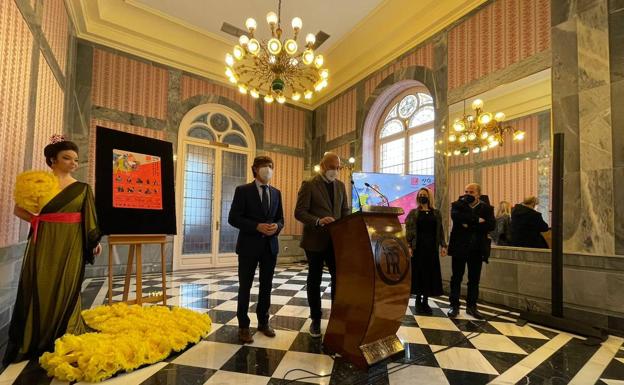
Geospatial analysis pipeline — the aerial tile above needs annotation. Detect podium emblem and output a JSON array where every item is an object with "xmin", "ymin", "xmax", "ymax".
[{"xmin": 373, "ymin": 235, "xmax": 410, "ymax": 285}]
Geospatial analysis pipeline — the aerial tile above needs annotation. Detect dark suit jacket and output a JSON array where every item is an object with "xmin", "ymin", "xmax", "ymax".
[
  {"xmin": 448, "ymin": 198, "xmax": 495, "ymax": 261},
  {"xmin": 228, "ymin": 181, "xmax": 284, "ymax": 256},
  {"xmin": 294, "ymin": 175, "xmax": 351, "ymax": 252}
]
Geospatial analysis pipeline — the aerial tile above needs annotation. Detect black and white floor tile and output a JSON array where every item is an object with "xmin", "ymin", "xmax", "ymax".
[{"xmin": 1, "ymin": 263, "xmax": 623, "ymax": 385}]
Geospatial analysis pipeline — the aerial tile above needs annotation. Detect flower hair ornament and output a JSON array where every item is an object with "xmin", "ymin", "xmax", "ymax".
[{"xmin": 49, "ymin": 134, "xmax": 65, "ymax": 144}]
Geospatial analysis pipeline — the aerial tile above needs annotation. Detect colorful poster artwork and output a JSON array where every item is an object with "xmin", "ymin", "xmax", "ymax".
[
  {"xmin": 352, "ymin": 172, "xmax": 435, "ymax": 223},
  {"xmin": 112, "ymin": 149, "xmax": 163, "ymax": 210}
]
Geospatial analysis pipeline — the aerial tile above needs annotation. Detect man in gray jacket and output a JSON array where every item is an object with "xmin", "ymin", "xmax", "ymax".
[{"xmin": 295, "ymin": 152, "xmax": 351, "ymax": 338}]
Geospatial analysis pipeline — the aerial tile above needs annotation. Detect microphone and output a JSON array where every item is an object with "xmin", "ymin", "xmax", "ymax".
[
  {"xmin": 364, "ymin": 182, "xmax": 390, "ymax": 207},
  {"xmin": 351, "ymin": 180, "xmax": 363, "ymax": 212}
]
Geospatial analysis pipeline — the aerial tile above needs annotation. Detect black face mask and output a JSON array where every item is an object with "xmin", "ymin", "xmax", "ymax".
[
  {"xmin": 462, "ymin": 194, "xmax": 476, "ymax": 203},
  {"xmin": 417, "ymin": 196, "xmax": 429, "ymax": 205}
]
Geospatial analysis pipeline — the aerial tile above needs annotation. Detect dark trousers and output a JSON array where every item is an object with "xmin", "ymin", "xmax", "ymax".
[
  {"xmin": 237, "ymin": 242, "xmax": 276, "ymax": 328},
  {"xmin": 449, "ymin": 252, "xmax": 483, "ymax": 308},
  {"xmin": 305, "ymin": 247, "xmax": 336, "ymax": 321}
]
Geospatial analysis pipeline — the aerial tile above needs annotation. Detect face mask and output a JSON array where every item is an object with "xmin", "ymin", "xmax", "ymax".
[
  {"xmin": 462, "ymin": 194, "xmax": 476, "ymax": 203},
  {"xmin": 325, "ymin": 169, "xmax": 338, "ymax": 182},
  {"xmin": 417, "ymin": 196, "xmax": 429, "ymax": 205},
  {"xmin": 258, "ymin": 167, "xmax": 273, "ymax": 182}
]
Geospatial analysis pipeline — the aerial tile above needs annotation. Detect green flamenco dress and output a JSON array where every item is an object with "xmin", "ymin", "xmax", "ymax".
[{"xmin": 3, "ymin": 182, "xmax": 101, "ymax": 365}]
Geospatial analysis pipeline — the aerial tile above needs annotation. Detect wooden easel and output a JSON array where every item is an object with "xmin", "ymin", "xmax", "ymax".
[{"xmin": 107, "ymin": 234, "xmax": 168, "ymax": 306}]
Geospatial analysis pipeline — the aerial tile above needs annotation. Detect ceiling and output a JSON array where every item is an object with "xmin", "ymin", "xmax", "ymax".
[
  {"xmin": 132, "ymin": 0, "xmax": 385, "ymax": 54},
  {"xmin": 66, "ymin": 0, "xmax": 487, "ymax": 109}
]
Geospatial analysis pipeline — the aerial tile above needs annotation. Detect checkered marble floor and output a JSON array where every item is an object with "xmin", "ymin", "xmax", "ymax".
[{"xmin": 1, "ymin": 263, "xmax": 624, "ymax": 385}]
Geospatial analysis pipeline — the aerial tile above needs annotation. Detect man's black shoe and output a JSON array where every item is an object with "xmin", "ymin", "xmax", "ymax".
[
  {"xmin": 447, "ymin": 306, "xmax": 460, "ymax": 318},
  {"xmin": 309, "ymin": 319, "xmax": 322, "ymax": 338},
  {"xmin": 466, "ymin": 306, "xmax": 485, "ymax": 320}
]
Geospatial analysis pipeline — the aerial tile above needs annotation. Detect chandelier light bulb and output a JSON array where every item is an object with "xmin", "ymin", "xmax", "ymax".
[
  {"xmin": 304, "ymin": 90, "xmax": 313, "ymax": 99},
  {"xmin": 489, "ymin": 140, "xmax": 500, "ymax": 148},
  {"xmin": 228, "ymin": 75, "xmax": 237, "ymax": 84},
  {"xmin": 348, "ymin": 157, "xmax": 356, "ymax": 164},
  {"xmin": 233, "ymin": 45, "xmax": 245, "ymax": 60},
  {"xmin": 513, "ymin": 130, "xmax": 526, "ymax": 141},
  {"xmin": 250, "ymin": 89, "xmax": 260, "ymax": 98},
  {"xmin": 247, "ymin": 39, "xmax": 260, "ymax": 55},
  {"xmin": 284, "ymin": 39, "xmax": 298, "ymax": 55},
  {"xmin": 481, "ymin": 131, "xmax": 489, "ymax": 139},
  {"xmin": 238, "ymin": 84, "xmax": 248, "ymax": 94},
  {"xmin": 245, "ymin": 18, "xmax": 257, "ymax": 31},
  {"xmin": 468, "ymin": 132, "xmax": 477, "ymax": 141},
  {"xmin": 276, "ymin": 95, "xmax": 286, "ymax": 104},
  {"xmin": 269, "ymin": 55, "xmax": 276, "ymax": 64},
  {"xmin": 225, "ymin": 67, "xmax": 234, "ymax": 78},
  {"xmin": 466, "ymin": 115, "xmax": 474, "ymax": 122},
  {"xmin": 453, "ymin": 149, "xmax": 461, "ymax": 156},
  {"xmin": 289, "ymin": 58, "xmax": 299, "ymax": 66},
  {"xmin": 291, "ymin": 92, "xmax": 301, "ymax": 101},
  {"xmin": 453, "ymin": 120, "xmax": 465, "ymax": 132},
  {"xmin": 481, "ymin": 145, "xmax": 489, "ymax": 152},
  {"xmin": 494, "ymin": 112, "xmax": 505, "ymax": 121},
  {"xmin": 266, "ymin": 12, "xmax": 278, "ymax": 26},
  {"xmin": 225, "ymin": 53, "xmax": 235, "ymax": 67},
  {"xmin": 473, "ymin": 147, "xmax": 481, "ymax": 153},
  {"xmin": 264, "ymin": 94, "xmax": 274, "ymax": 103},
  {"xmin": 239, "ymin": 35, "xmax": 250, "ymax": 46},
  {"xmin": 302, "ymin": 49, "xmax": 314, "ymax": 65},
  {"xmin": 267, "ymin": 38, "xmax": 282, "ymax": 54},
  {"xmin": 471, "ymin": 99, "xmax": 484, "ymax": 110},
  {"xmin": 319, "ymin": 79, "xmax": 327, "ymax": 89},
  {"xmin": 305, "ymin": 33, "xmax": 316, "ymax": 46},
  {"xmin": 314, "ymin": 81, "xmax": 323, "ymax": 92},
  {"xmin": 448, "ymin": 134, "xmax": 457, "ymax": 142},
  {"xmin": 487, "ymin": 135, "xmax": 495, "ymax": 143},
  {"xmin": 459, "ymin": 135, "xmax": 468, "ymax": 143},
  {"xmin": 478, "ymin": 113, "xmax": 492, "ymax": 125},
  {"xmin": 314, "ymin": 55, "xmax": 324, "ymax": 68},
  {"xmin": 291, "ymin": 17, "xmax": 302, "ymax": 30},
  {"xmin": 319, "ymin": 68, "xmax": 329, "ymax": 79},
  {"xmin": 313, "ymin": 164, "xmax": 321, "ymax": 172}
]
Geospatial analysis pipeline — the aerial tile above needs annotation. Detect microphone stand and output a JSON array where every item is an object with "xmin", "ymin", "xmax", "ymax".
[
  {"xmin": 351, "ymin": 180, "xmax": 363, "ymax": 212},
  {"xmin": 364, "ymin": 182, "xmax": 390, "ymax": 207}
]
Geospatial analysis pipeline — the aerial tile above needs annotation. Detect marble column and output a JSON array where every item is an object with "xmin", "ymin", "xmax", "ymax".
[
  {"xmin": 551, "ymin": 0, "xmax": 615, "ymax": 255},
  {"xmin": 610, "ymin": 0, "xmax": 624, "ymax": 255}
]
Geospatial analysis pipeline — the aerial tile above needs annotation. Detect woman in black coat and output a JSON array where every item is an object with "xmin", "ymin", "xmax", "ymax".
[{"xmin": 405, "ymin": 187, "xmax": 447, "ymax": 315}]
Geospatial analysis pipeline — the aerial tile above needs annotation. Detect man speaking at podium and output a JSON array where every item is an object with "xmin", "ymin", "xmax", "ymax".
[{"xmin": 295, "ymin": 152, "xmax": 351, "ymax": 338}]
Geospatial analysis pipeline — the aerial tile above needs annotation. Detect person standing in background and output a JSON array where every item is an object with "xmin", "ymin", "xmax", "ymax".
[
  {"xmin": 447, "ymin": 183, "xmax": 495, "ymax": 320},
  {"xmin": 228, "ymin": 155, "xmax": 284, "ymax": 344},
  {"xmin": 490, "ymin": 201, "xmax": 512, "ymax": 246},
  {"xmin": 405, "ymin": 187, "xmax": 447, "ymax": 315},
  {"xmin": 510, "ymin": 196, "xmax": 549, "ymax": 249},
  {"xmin": 294, "ymin": 152, "xmax": 350, "ymax": 338}
]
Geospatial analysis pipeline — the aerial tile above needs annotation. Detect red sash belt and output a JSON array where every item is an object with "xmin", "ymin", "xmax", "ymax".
[{"xmin": 30, "ymin": 212, "xmax": 82, "ymax": 243}]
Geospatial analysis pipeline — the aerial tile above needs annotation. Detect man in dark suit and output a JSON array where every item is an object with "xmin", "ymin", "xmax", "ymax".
[
  {"xmin": 295, "ymin": 152, "xmax": 351, "ymax": 338},
  {"xmin": 228, "ymin": 155, "xmax": 284, "ymax": 343},
  {"xmin": 447, "ymin": 183, "xmax": 495, "ymax": 320}
]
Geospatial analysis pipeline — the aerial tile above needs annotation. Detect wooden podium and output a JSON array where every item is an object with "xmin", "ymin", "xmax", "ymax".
[{"xmin": 324, "ymin": 206, "xmax": 411, "ymax": 368}]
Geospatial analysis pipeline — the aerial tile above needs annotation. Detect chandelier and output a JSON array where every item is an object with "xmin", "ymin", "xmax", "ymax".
[
  {"xmin": 444, "ymin": 99, "xmax": 525, "ymax": 156},
  {"xmin": 224, "ymin": 0, "xmax": 328, "ymax": 104}
]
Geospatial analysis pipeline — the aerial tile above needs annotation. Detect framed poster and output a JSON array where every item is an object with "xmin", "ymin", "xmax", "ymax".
[{"xmin": 95, "ymin": 126, "xmax": 176, "ymax": 235}]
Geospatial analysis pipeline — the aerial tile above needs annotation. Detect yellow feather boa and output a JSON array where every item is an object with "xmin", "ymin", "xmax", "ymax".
[
  {"xmin": 14, "ymin": 170, "xmax": 60, "ymax": 214},
  {"xmin": 39, "ymin": 304, "xmax": 212, "ymax": 383}
]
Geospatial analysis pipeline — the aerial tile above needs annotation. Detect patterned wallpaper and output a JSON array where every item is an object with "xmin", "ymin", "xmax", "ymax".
[
  {"xmin": 0, "ymin": 0, "xmax": 34, "ymax": 247},
  {"xmin": 264, "ymin": 104, "xmax": 305, "ymax": 149},
  {"xmin": 326, "ymin": 89, "xmax": 357, "ymax": 141},
  {"xmin": 364, "ymin": 43, "xmax": 434, "ymax": 101},
  {"xmin": 32, "ymin": 56, "xmax": 65, "ymax": 169},
  {"xmin": 92, "ymin": 48, "xmax": 169, "ymax": 120},
  {"xmin": 263, "ymin": 151, "xmax": 304, "ymax": 236},
  {"xmin": 88, "ymin": 119, "xmax": 167, "ymax": 187},
  {"xmin": 482, "ymin": 158, "xmax": 539, "ymax": 209},
  {"xmin": 41, "ymin": 0, "xmax": 68, "ymax": 74},
  {"xmin": 180, "ymin": 75, "xmax": 257, "ymax": 120},
  {"xmin": 448, "ymin": 0, "xmax": 550, "ymax": 90}
]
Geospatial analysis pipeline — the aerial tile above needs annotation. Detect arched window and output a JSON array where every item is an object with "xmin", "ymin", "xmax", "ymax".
[{"xmin": 377, "ymin": 91, "xmax": 434, "ymax": 175}]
